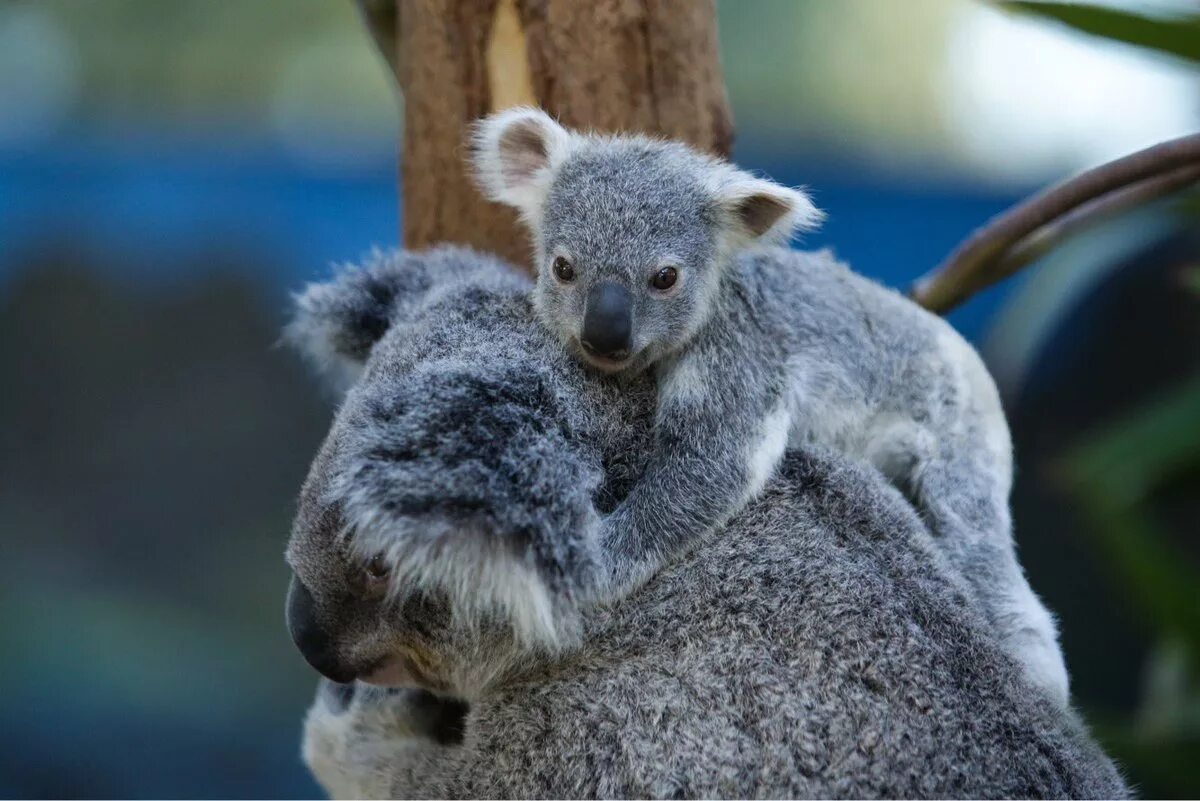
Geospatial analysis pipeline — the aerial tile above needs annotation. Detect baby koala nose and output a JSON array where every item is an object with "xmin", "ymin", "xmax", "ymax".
[{"xmin": 581, "ymin": 281, "xmax": 633, "ymax": 359}]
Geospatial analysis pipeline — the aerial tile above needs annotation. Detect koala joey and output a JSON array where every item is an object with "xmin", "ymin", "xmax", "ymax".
[{"xmin": 471, "ymin": 107, "xmax": 1069, "ymax": 706}]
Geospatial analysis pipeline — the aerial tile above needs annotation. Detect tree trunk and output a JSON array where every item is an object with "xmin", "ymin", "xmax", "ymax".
[{"xmin": 389, "ymin": 0, "xmax": 733, "ymax": 269}]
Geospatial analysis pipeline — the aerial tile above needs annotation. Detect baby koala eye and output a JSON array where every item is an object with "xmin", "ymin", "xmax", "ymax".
[
  {"xmin": 651, "ymin": 265, "xmax": 678, "ymax": 291},
  {"xmin": 552, "ymin": 256, "xmax": 576, "ymax": 283}
]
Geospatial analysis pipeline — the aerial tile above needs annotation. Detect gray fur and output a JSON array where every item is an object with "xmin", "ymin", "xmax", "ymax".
[
  {"xmin": 286, "ymin": 246, "xmax": 1124, "ymax": 798},
  {"xmin": 471, "ymin": 108, "xmax": 1068, "ymax": 706},
  {"xmin": 285, "ymin": 246, "xmax": 657, "ymax": 688}
]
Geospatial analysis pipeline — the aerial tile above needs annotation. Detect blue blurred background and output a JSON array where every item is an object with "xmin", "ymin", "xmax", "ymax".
[{"xmin": 1, "ymin": 0, "xmax": 1197, "ymax": 797}]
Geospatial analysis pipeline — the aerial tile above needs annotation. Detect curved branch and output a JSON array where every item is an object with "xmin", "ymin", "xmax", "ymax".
[
  {"xmin": 992, "ymin": 164, "xmax": 1200, "ymax": 282},
  {"xmin": 911, "ymin": 132, "xmax": 1200, "ymax": 313}
]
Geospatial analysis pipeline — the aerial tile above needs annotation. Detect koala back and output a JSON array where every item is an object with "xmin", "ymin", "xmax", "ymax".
[{"xmin": 357, "ymin": 450, "xmax": 1127, "ymax": 798}]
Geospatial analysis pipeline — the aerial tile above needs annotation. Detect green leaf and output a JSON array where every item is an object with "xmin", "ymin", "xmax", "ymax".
[
  {"xmin": 1170, "ymin": 192, "xmax": 1200, "ymax": 222},
  {"xmin": 1061, "ymin": 375, "xmax": 1200, "ymax": 507},
  {"xmin": 1087, "ymin": 714, "xmax": 1200, "ymax": 799},
  {"xmin": 1058, "ymin": 377, "xmax": 1200, "ymax": 659},
  {"xmin": 999, "ymin": 1, "xmax": 1200, "ymax": 65},
  {"xmin": 1184, "ymin": 267, "xmax": 1200, "ymax": 296}
]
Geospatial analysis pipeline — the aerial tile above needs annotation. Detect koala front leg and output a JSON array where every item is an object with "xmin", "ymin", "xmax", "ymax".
[
  {"xmin": 302, "ymin": 680, "xmax": 467, "ymax": 799},
  {"xmin": 600, "ymin": 357, "xmax": 784, "ymax": 593}
]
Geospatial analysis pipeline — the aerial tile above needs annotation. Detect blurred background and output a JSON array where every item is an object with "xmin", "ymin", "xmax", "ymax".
[{"xmin": 0, "ymin": 0, "xmax": 1196, "ymax": 797}]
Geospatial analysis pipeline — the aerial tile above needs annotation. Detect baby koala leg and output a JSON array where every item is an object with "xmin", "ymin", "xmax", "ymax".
[
  {"xmin": 870, "ymin": 423, "xmax": 1070, "ymax": 707},
  {"xmin": 303, "ymin": 680, "xmax": 467, "ymax": 799}
]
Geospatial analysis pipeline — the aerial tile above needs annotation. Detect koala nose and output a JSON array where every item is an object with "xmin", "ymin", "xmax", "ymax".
[
  {"xmin": 286, "ymin": 575, "xmax": 357, "ymax": 683},
  {"xmin": 581, "ymin": 281, "xmax": 633, "ymax": 359}
]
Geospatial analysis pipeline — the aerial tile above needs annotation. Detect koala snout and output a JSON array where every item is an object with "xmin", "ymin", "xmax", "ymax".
[
  {"xmin": 581, "ymin": 281, "xmax": 633, "ymax": 359},
  {"xmin": 287, "ymin": 575, "xmax": 358, "ymax": 683}
]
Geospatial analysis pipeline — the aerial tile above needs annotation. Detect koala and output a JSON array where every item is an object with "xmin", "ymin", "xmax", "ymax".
[
  {"xmin": 284, "ymin": 246, "xmax": 1127, "ymax": 798},
  {"xmin": 471, "ymin": 107, "xmax": 1069, "ymax": 706},
  {"xmin": 284, "ymin": 244, "xmax": 657, "ymax": 692}
]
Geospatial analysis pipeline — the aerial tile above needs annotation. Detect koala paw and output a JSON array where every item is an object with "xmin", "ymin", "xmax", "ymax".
[
  {"xmin": 1007, "ymin": 627, "xmax": 1071, "ymax": 708},
  {"xmin": 303, "ymin": 681, "xmax": 471, "ymax": 799}
]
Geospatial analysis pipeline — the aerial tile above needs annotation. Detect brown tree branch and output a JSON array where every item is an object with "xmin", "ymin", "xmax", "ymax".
[
  {"xmin": 911, "ymin": 132, "xmax": 1200, "ymax": 313},
  {"xmin": 352, "ymin": 0, "xmax": 731, "ymax": 270},
  {"xmin": 989, "ymin": 164, "xmax": 1200, "ymax": 283}
]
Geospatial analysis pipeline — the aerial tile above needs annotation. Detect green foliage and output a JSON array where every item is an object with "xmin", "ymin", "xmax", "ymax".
[
  {"xmin": 1059, "ymin": 377, "xmax": 1200, "ymax": 797},
  {"xmin": 1184, "ymin": 267, "xmax": 1200, "ymax": 296},
  {"xmin": 999, "ymin": 1, "xmax": 1200, "ymax": 64},
  {"xmin": 1060, "ymin": 377, "xmax": 1200, "ymax": 653},
  {"xmin": 19, "ymin": 0, "xmax": 396, "ymax": 137},
  {"xmin": 993, "ymin": 3, "xmax": 1200, "ymax": 790}
]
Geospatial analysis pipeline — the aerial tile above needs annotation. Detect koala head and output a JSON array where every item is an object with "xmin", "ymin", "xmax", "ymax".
[
  {"xmin": 281, "ymin": 248, "xmax": 637, "ymax": 698},
  {"xmin": 471, "ymin": 107, "xmax": 822, "ymax": 374}
]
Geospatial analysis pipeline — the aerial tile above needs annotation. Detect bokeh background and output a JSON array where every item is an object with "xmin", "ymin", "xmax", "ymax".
[{"xmin": 1, "ymin": 0, "xmax": 1197, "ymax": 797}]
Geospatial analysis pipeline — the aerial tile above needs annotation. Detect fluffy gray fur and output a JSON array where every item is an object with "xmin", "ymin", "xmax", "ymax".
[
  {"xmin": 471, "ymin": 108, "xmax": 1068, "ymax": 706},
  {"xmin": 286, "ymin": 246, "xmax": 657, "ymax": 689},
  {"xmin": 286, "ymin": 246, "xmax": 1124, "ymax": 798}
]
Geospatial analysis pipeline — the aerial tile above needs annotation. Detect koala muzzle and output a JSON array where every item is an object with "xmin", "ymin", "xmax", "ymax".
[
  {"xmin": 287, "ymin": 575, "xmax": 357, "ymax": 683},
  {"xmin": 581, "ymin": 281, "xmax": 633, "ymax": 359}
]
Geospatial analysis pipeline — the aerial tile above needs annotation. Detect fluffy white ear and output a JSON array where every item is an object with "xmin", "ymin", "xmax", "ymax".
[
  {"xmin": 470, "ymin": 107, "xmax": 572, "ymax": 220},
  {"xmin": 714, "ymin": 172, "xmax": 824, "ymax": 248}
]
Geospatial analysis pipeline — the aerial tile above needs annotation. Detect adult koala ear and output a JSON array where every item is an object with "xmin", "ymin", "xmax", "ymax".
[
  {"xmin": 470, "ymin": 106, "xmax": 573, "ymax": 226},
  {"xmin": 711, "ymin": 168, "xmax": 824, "ymax": 250},
  {"xmin": 285, "ymin": 250, "xmax": 425, "ymax": 391}
]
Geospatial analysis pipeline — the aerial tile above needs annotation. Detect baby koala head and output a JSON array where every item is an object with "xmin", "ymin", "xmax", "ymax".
[{"xmin": 471, "ymin": 107, "xmax": 822, "ymax": 373}]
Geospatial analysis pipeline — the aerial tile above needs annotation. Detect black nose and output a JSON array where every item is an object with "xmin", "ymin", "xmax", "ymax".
[
  {"xmin": 581, "ymin": 282, "xmax": 633, "ymax": 359},
  {"xmin": 286, "ymin": 575, "xmax": 357, "ymax": 683}
]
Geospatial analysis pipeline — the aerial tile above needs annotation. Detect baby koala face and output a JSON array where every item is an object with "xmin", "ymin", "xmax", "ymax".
[
  {"xmin": 534, "ymin": 141, "xmax": 723, "ymax": 373},
  {"xmin": 471, "ymin": 107, "xmax": 822, "ymax": 374}
]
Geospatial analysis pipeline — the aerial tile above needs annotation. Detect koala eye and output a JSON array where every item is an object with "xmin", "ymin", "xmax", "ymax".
[
  {"xmin": 651, "ymin": 265, "xmax": 678, "ymax": 291},
  {"xmin": 552, "ymin": 256, "xmax": 576, "ymax": 283},
  {"xmin": 364, "ymin": 553, "xmax": 390, "ymax": 582}
]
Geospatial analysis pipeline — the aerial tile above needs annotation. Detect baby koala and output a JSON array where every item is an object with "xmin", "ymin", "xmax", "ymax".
[{"xmin": 471, "ymin": 107, "xmax": 1069, "ymax": 706}]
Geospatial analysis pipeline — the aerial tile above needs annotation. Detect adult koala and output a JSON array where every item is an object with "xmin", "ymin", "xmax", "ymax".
[{"xmin": 284, "ymin": 246, "xmax": 1127, "ymax": 798}]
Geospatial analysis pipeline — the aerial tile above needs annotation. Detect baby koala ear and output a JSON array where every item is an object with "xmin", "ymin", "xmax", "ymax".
[
  {"xmin": 470, "ymin": 106, "xmax": 572, "ymax": 221},
  {"xmin": 714, "ymin": 171, "xmax": 824, "ymax": 248}
]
